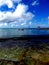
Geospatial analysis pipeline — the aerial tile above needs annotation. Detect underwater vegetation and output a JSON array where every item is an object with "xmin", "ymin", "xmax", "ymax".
[{"xmin": 0, "ymin": 42, "xmax": 49, "ymax": 65}]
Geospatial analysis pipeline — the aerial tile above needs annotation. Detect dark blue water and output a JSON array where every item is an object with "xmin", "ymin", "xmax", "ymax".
[{"xmin": 0, "ymin": 39, "xmax": 49, "ymax": 48}]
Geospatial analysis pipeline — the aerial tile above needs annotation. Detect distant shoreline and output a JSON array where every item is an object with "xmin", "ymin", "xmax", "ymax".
[{"xmin": 0, "ymin": 28, "xmax": 49, "ymax": 30}]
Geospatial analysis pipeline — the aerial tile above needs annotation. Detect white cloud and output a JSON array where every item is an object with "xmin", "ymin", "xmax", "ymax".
[
  {"xmin": 0, "ymin": 3, "xmax": 35, "ymax": 28},
  {"xmin": 48, "ymin": 16, "xmax": 49, "ymax": 19},
  {"xmin": 0, "ymin": 4, "xmax": 28, "ymax": 21},
  {"xmin": 47, "ymin": 16, "xmax": 49, "ymax": 24},
  {"xmin": 13, "ymin": 4, "xmax": 28, "ymax": 18},
  {"xmin": 0, "ymin": 23, "xmax": 3, "ymax": 27},
  {"xmin": 0, "ymin": 0, "xmax": 13, "ymax": 8},
  {"xmin": 21, "ymin": 22, "xmax": 26, "ymax": 25},
  {"xmin": 0, "ymin": 23, "xmax": 8, "ymax": 27},
  {"xmin": 12, "ymin": 0, "xmax": 22, "ymax": 3},
  {"xmin": 32, "ymin": 0, "xmax": 39, "ymax": 6},
  {"xmin": 23, "ymin": 12, "xmax": 35, "ymax": 21},
  {"xmin": 0, "ymin": 0, "xmax": 22, "ymax": 8}
]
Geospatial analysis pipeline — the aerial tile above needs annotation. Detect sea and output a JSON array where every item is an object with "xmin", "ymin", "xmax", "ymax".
[
  {"xmin": 0, "ymin": 28, "xmax": 49, "ymax": 48},
  {"xmin": 0, "ymin": 28, "xmax": 49, "ymax": 38}
]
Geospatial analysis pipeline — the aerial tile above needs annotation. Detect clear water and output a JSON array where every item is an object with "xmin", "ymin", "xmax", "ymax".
[{"xmin": 0, "ymin": 28, "xmax": 49, "ymax": 38}]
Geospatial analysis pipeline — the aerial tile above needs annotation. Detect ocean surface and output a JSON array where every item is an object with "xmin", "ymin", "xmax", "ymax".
[
  {"xmin": 0, "ymin": 28, "xmax": 49, "ymax": 48},
  {"xmin": 0, "ymin": 28, "xmax": 49, "ymax": 38}
]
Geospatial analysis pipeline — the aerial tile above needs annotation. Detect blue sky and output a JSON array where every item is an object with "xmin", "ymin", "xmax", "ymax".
[{"xmin": 0, "ymin": 0, "xmax": 49, "ymax": 28}]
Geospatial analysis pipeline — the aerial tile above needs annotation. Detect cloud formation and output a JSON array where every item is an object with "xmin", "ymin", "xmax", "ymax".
[
  {"xmin": 32, "ymin": 0, "xmax": 39, "ymax": 6},
  {"xmin": 0, "ymin": 4, "xmax": 28, "ymax": 21},
  {"xmin": 0, "ymin": 0, "xmax": 35, "ymax": 28},
  {"xmin": 0, "ymin": 0, "xmax": 13, "ymax": 8},
  {"xmin": 12, "ymin": 0, "xmax": 22, "ymax": 3},
  {"xmin": 0, "ymin": 0, "xmax": 22, "ymax": 8}
]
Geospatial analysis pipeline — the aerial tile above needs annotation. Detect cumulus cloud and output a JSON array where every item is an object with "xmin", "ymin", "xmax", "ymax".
[
  {"xmin": 13, "ymin": 4, "xmax": 28, "ymax": 18},
  {"xmin": 0, "ymin": 4, "xmax": 28, "ymax": 21},
  {"xmin": 0, "ymin": 0, "xmax": 13, "ymax": 8},
  {"xmin": 32, "ymin": 0, "xmax": 39, "ymax": 6},
  {"xmin": 0, "ymin": 2, "xmax": 35, "ymax": 28},
  {"xmin": 0, "ymin": 0, "xmax": 22, "ymax": 8},
  {"xmin": 0, "ymin": 11, "xmax": 34, "ymax": 28}
]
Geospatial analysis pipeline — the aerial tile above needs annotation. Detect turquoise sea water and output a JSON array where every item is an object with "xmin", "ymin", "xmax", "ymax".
[{"xmin": 0, "ymin": 28, "xmax": 49, "ymax": 38}]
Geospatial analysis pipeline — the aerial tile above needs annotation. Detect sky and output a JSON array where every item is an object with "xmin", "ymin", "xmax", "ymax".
[{"xmin": 0, "ymin": 0, "xmax": 49, "ymax": 28}]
